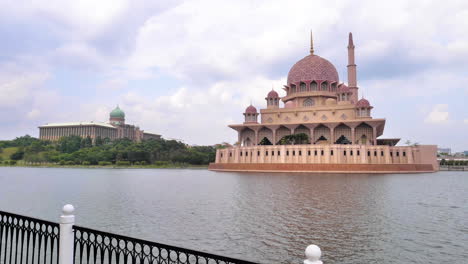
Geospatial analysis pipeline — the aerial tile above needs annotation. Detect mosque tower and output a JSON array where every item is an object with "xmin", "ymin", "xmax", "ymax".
[{"xmin": 347, "ymin": 32, "xmax": 359, "ymax": 104}]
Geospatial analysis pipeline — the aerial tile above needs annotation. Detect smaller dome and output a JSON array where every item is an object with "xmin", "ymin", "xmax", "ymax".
[
  {"xmin": 338, "ymin": 83, "xmax": 350, "ymax": 92},
  {"xmin": 267, "ymin": 89, "xmax": 279, "ymax": 98},
  {"xmin": 245, "ymin": 105, "xmax": 257, "ymax": 114},
  {"xmin": 110, "ymin": 105, "xmax": 125, "ymax": 118},
  {"xmin": 284, "ymin": 101, "xmax": 295, "ymax": 109},
  {"xmin": 356, "ymin": 98, "xmax": 371, "ymax": 108}
]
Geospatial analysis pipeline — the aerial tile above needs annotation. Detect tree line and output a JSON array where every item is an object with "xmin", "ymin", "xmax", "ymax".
[{"xmin": 0, "ymin": 135, "xmax": 218, "ymax": 166}]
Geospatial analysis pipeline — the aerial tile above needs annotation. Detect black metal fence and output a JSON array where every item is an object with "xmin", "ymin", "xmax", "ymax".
[
  {"xmin": 0, "ymin": 211, "xmax": 60, "ymax": 264},
  {"xmin": 0, "ymin": 210, "xmax": 257, "ymax": 264},
  {"xmin": 73, "ymin": 225, "xmax": 257, "ymax": 264}
]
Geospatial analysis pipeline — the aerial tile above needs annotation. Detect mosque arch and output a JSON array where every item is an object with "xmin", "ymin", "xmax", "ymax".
[
  {"xmin": 334, "ymin": 123, "xmax": 352, "ymax": 144},
  {"xmin": 303, "ymin": 98, "xmax": 315, "ymax": 107},
  {"xmin": 314, "ymin": 124, "xmax": 330, "ymax": 144},
  {"xmin": 310, "ymin": 81, "xmax": 318, "ymax": 91},
  {"xmin": 321, "ymin": 81, "xmax": 328, "ymax": 91},
  {"xmin": 295, "ymin": 125, "xmax": 311, "ymax": 141},
  {"xmin": 331, "ymin": 82, "xmax": 337, "ymax": 92},
  {"xmin": 300, "ymin": 82, "xmax": 307, "ymax": 92},
  {"xmin": 240, "ymin": 128, "xmax": 255, "ymax": 146},
  {"xmin": 257, "ymin": 127, "xmax": 273, "ymax": 145},
  {"xmin": 355, "ymin": 123, "xmax": 373, "ymax": 145},
  {"xmin": 276, "ymin": 126, "xmax": 291, "ymax": 144},
  {"xmin": 291, "ymin": 84, "xmax": 297, "ymax": 94}
]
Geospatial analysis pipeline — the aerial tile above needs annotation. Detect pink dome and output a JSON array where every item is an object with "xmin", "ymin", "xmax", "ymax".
[
  {"xmin": 338, "ymin": 83, "xmax": 350, "ymax": 92},
  {"xmin": 267, "ymin": 90, "xmax": 279, "ymax": 98},
  {"xmin": 284, "ymin": 101, "xmax": 295, "ymax": 109},
  {"xmin": 356, "ymin": 98, "xmax": 370, "ymax": 108},
  {"xmin": 245, "ymin": 105, "xmax": 257, "ymax": 113},
  {"xmin": 287, "ymin": 55, "xmax": 339, "ymax": 85}
]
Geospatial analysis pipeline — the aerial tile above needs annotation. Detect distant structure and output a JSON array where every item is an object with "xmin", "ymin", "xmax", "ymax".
[
  {"xmin": 437, "ymin": 148, "xmax": 452, "ymax": 155},
  {"xmin": 209, "ymin": 32, "xmax": 438, "ymax": 173},
  {"xmin": 39, "ymin": 106, "xmax": 160, "ymax": 142}
]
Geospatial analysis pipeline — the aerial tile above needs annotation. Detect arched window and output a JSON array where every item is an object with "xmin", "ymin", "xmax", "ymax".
[
  {"xmin": 321, "ymin": 82, "xmax": 328, "ymax": 91},
  {"xmin": 331, "ymin": 83, "xmax": 337, "ymax": 92},
  {"xmin": 303, "ymin": 98, "xmax": 314, "ymax": 107},
  {"xmin": 310, "ymin": 81, "xmax": 317, "ymax": 91},
  {"xmin": 300, "ymin": 82, "xmax": 307, "ymax": 92},
  {"xmin": 291, "ymin": 84, "xmax": 296, "ymax": 93}
]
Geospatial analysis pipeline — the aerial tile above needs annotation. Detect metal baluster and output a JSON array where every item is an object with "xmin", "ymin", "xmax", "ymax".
[
  {"xmin": 0, "ymin": 215, "xmax": 5, "ymax": 264},
  {"xmin": 24, "ymin": 225, "xmax": 30, "ymax": 264},
  {"xmin": 37, "ymin": 224, "xmax": 43, "ymax": 264},
  {"xmin": 7, "ymin": 218, "xmax": 13, "ymax": 264},
  {"xmin": 43, "ymin": 226, "xmax": 49, "ymax": 264},
  {"xmin": 49, "ymin": 232, "xmax": 55, "ymax": 264},
  {"xmin": 31, "ymin": 227, "xmax": 36, "ymax": 264},
  {"xmin": 18, "ymin": 222, "xmax": 24, "ymax": 264}
]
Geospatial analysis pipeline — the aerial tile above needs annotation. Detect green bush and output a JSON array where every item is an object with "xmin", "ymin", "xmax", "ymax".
[
  {"xmin": 8, "ymin": 160, "xmax": 17, "ymax": 165},
  {"xmin": 134, "ymin": 161, "xmax": 141, "ymax": 165},
  {"xmin": 140, "ymin": 161, "xmax": 147, "ymax": 165},
  {"xmin": 98, "ymin": 161, "xmax": 112, "ymax": 166},
  {"xmin": 154, "ymin": 161, "xmax": 169, "ymax": 166},
  {"xmin": 82, "ymin": 161, "xmax": 91, "ymax": 166},
  {"xmin": 116, "ymin": 161, "xmax": 130, "ymax": 166},
  {"xmin": 65, "ymin": 161, "xmax": 75, "ymax": 165},
  {"xmin": 59, "ymin": 160, "xmax": 66, "ymax": 165}
]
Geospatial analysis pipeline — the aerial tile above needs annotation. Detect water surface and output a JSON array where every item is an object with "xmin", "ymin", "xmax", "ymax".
[{"xmin": 0, "ymin": 167, "xmax": 466, "ymax": 263}]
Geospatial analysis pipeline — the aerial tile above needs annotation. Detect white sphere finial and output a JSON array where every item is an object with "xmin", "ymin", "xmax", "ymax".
[
  {"xmin": 304, "ymin": 245, "xmax": 322, "ymax": 264},
  {"xmin": 62, "ymin": 204, "xmax": 75, "ymax": 215}
]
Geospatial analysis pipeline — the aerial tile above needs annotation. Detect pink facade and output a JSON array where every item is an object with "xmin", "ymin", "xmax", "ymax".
[{"xmin": 209, "ymin": 32, "xmax": 438, "ymax": 173}]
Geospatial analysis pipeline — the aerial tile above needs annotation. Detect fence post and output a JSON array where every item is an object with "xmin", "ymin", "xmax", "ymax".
[
  {"xmin": 59, "ymin": 204, "xmax": 75, "ymax": 264},
  {"xmin": 303, "ymin": 244, "xmax": 322, "ymax": 264}
]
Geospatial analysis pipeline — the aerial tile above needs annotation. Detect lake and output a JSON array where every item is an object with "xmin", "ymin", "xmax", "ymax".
[{"xmin": 0, "ymin": 167, "xmax": 466, "ymax": 263}]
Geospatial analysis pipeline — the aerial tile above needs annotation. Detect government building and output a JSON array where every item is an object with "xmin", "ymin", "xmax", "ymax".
[
  {"xmin": 209, "ymin": 33, "xmax": 438, "ymax": 173},
  {"xmin": 38, "ymin": 106, "xmax": 160, "ymax": 142}
]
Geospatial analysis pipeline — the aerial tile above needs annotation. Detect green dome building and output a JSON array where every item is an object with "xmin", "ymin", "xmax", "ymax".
[{"xmin": 109, "ymin": 105, "xmax": 125, "ymax": 125}]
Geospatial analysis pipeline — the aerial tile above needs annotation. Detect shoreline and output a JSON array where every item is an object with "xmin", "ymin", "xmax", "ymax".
[{"xmin": 0, "ymin": 164, "xmax": 209, "ymax": 169}]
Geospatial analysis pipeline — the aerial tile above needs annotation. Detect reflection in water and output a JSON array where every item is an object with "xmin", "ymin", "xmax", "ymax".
[{"xmin": 0, "ymin": 168, "xmax": 466, "ymax": 263}]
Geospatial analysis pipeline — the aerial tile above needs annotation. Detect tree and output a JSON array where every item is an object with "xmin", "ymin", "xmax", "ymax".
[
  {"xmin": 95, "ymin": 136, "xmax": 104, "ymax": 146},
  {"xmin": 58, "ymin": 136, "xmax": 82, "ymax": 153},
  {"xmin": 80, "ymin": 136, "xmax": 93, "ymax": 148},
  {"xmin": 10, "ymin": 149, "xmax": 25, "ymax": 160},
  {"xmin": 258, "ymin": 137, "xmax": 272, "ymax": 145}
]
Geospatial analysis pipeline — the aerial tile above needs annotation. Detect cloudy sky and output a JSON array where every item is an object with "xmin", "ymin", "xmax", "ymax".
[{"xmin": 1, "ymin": 0, "xmax": 467, "ymax": 151}]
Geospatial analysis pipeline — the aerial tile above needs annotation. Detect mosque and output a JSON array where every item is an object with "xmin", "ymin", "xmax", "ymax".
[
  {"xmin": 38, "ymin": 106, "xmax": 160, "ymax": 142},
  {"xmin": 209, "ymin": 33, "xmax": 438, "ymax": 173}
]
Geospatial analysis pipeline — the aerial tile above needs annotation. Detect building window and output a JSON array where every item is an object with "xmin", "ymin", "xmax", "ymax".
[
  {"xmin": 331, "ymin": 83, "xmax": 337, "ymax": 92},
  {"xmin": 278, "ymin": 151, "xmax": 280, "ymax": 156},
  {"xmin": 293, "ymin": 151, "xmax": 296, "ymax": 156},
  {"xmin": 299, "ymin": 151, "xmax": 302, "ymax": 156},
  {"xmin": 367, "ymin": 151, "xmax": 370, "ymax": 156},
  {"xmin": 246, "ymin": 152, "xmax": 248, "ymax": 156},
  {"xmin": 287, "ymin": 151, "xmax": 289, "ymax": 156},
  {"xmin": 240, "ymin": 152, "xmax": 243, "ymax": 156},
  {"xmin": 403, "ymin": 152, "xmax": 406, "ymax": 157},
  {"xmin": 258, "ymin": 151, "xmax": 260, "ymax": 156},
  {"xmin": 396, "ymin": 152, "xmax": 400, "ymax": 157},
  {"xmin": 300, "ymin": 82, "xmax": 307, "ymax": 92},
  {"xmin": 374, "ymin": 151, "xmax": 377, "ymax": 156},
  {"xmin": 230, "ymin": 152, "xmax": 232, "ymax": 157},
  {"xmin": 390, "ymin": 152, "xmax": 393, "ymax": 157},
  {"xmin": 357, "ymin": 150, "xmax": 360, "ymax": 156},
  {"xmin": 350, "ymin": 150, "xmax": 353, "ymax": 156},
  {"xmin": 381, "ymin": 151, "xmax": 384, "ymax": 156},
  {"xmin": 310, "ymin": 81, "xmax": 317, "ymax": 91},
  {"xmin": 303, "ymin": 98, "xmax": 315, "ymax": 107},
  {"xmin": 321, "ymin": 82, "xmax": 328, "ymax": 91},
  {"xmin": 308, "ymin": 150, "xmax": 311, "ymax": 156},
  {"xmin": 321, "ymin": 150, "xmax": 324, "ymax": 156},
  {"xmin": 343, "ymin": 150, "xmax": 346, "ymax": 156},
  {"xmin": 331, "ymin": 150, "xmax": 334, "ymax": 156},
  {"xmin": 220, "ymin": 153, "xmax": 223, "ymax": 158},
  {"xmin": 266, "ymin": 151, "xmax": 268, "ymax": 156},
  {"xmin": 291, "ymin": 84, "xmax": 296, "ymax": 93},
  {"xmin": 314, "ymin": 150, "xmax": 318, "ymax": 156}
]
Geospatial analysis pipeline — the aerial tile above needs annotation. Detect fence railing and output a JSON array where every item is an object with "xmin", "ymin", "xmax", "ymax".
[
  {"xmin": 1, "ymin": 205, "xmax": 323, "ymax": 264},
  {"xmin": 0, "ymin": 211, "xmax": 60, "ymax": 264}
]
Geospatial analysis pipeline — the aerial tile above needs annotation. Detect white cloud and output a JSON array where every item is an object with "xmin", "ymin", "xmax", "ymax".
[{"xmin": 424, "ymin": 104, "xmax": 450, "ymax": 124}]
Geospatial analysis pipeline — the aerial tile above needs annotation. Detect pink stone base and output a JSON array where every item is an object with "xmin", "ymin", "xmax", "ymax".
[{"xmin": 208, "ymin": 163, "xmax": 436, "ymax": 173}]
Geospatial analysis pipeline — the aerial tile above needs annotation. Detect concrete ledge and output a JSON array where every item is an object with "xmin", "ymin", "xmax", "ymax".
[{"xmin": 208, "ymin": 163, "xmax": 436, "ymax": 173}]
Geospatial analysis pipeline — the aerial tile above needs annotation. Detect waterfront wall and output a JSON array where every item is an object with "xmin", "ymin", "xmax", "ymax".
[{"xmin": 210, "ymin": 144, "xmax": 438, "ymax": 173}]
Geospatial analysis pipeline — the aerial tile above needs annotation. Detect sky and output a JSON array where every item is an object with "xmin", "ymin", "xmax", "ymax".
[{"xmin": 0, "ymin": 0, "xmax": 467, "ymax": 151}]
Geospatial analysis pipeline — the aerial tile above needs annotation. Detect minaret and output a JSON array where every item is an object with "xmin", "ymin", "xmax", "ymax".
[
  {"xmin": 310, "ymin": 30, "xmax": 314, "ymax": 55},
  {"xmin": 347, "ymin": 32, "xmax": 359, "ymax": 104}
]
